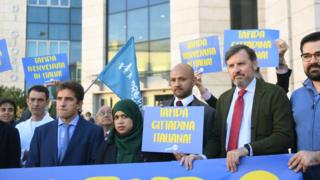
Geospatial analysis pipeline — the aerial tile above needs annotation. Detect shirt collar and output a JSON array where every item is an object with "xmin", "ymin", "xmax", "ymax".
[
  {"xmin": 174, "ymin": 94, "xmax": 194, "ymax": 106},
  {"xmin": 58, "ymin": 115, "xmax": 79, "ymax": 126},
  {"xmin": 303, "ymin": 78, "xmax": 319, "ymax": 94},
  {"xmin": 235, "ymin": 78, "xmax": 256, "ymax": 94}
]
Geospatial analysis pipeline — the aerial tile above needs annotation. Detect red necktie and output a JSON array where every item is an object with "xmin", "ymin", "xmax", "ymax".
[
  {"xmin": 176, "ymin": 100, "xmax": 183, "ymax": 106},
  {"xmin": 227, "ymin": 89, "xmax": 247, "ymax": 152}
]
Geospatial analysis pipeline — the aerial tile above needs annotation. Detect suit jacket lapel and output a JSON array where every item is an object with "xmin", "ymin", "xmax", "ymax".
[
  {"xmin": 221, "ymin": 88, "xmax": 235, "ymax": 150},
  {"xmin": 250, "ymin": 79, "xmax": 265, "ymax": 140},
  {"xmin": 188, "ymin": 95, "xmax": 198, "ymax": 106},
  {"xmin": 48, "ymin": 120, "xmax": 58, "ymax": 165},
  {"xmin": 162, "ymin": 98, "xmax": 174, "ymax": 106}
]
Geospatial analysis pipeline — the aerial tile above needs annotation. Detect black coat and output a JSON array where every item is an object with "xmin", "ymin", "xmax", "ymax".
[
  {"xmin": 0, "ymin": 121, "xmax": 21, "ymax": 168},
  {"xmin": 95, "ymin": 141, "xmax": 144, "ymax": 164}
]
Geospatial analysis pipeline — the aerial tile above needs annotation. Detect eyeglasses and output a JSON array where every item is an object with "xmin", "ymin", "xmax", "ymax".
[
  {"xmin": 98, "ymin": 111, "xmax": 111, "ymax": 117},
  {"xmin": 300, "ymin": 52, "xmax": 320, "ymax": 62}
]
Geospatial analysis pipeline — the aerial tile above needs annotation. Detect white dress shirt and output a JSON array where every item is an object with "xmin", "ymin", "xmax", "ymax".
[
  {"xmin": 174, "ymin": 94, "xmax": 194, "ymax": 106},
  {"xmin": 225, "ymin": 78, "xmax": 256, "ymax": 151},
  {"xmin": 16, "ymin": 112, "xmax": 54, "ymax": 162}
]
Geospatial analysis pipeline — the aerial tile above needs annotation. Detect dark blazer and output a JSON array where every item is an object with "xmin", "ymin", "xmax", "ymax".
[
  {"xmin": 26, "ymin": 117, "xmax": 104, "ymax": 167},
  {"xmin": 205, "ymin": 70, "xmax": 292, "ymax": 109},
  {"xmin": 206, "ymin": 79, "xmax": 295, "ymax": 158},
  {"xmin": 0, "ymin": 121, "xmax": 21, "ymax": 168},
  {"xmin": 145, "ymin": 96, "xmax": 216, "ymax": 161}
]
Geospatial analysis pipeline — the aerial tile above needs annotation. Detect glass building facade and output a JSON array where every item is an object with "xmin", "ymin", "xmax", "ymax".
[
  {"xmin": 26, "ymin": 0, "xmax": 82, "ymax": 82},
  {"xmin": 107, "ymin": 0, "xmax": 170, "ymax": 87}
]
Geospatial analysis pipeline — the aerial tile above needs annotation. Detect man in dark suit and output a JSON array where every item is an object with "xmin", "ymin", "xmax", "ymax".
[
  {"xmin": 26, "ymin": 81, "xmax": 104, "ymax": 167},
  {"xmin": 194, "ymin": 39, "xmax": 292, "ymax": 109},
  {"xmin": 207, "ymin": 44, "xmax": 295, "ymax": 172},
  {"xmin": 0, "ymin": 121, "xmax": 21, "ymax": 168},
  {"xmin": 145, "ymin": 64, "xmax": 215, "ymax": 167}
]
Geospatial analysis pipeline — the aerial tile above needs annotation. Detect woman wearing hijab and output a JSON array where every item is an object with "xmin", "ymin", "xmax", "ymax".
[{"xmin": 95, "ymin": 99, "xmax": 143, "ymax": 164}]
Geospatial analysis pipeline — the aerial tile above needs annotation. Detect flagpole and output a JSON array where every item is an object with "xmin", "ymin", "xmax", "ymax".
[{"xmin": 84, "ymin": 76, "xmax": 99, "ymax": 94}]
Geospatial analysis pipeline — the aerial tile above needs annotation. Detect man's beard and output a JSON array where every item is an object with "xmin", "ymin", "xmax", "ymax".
[{"xmin": 306, "ymin": 64, "xmax": 320, "ymax": 81}]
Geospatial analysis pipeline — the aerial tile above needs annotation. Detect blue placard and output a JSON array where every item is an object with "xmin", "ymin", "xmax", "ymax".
[
  {"xmin": 0, "ymin": 39, "xmax": 12, "ymax": 72},
  {"xmin": 179, "ymin": 36, "xmax": 222, "ymax": 73},
  {"xmin": 142, "ymin": 106, "xmax": 204, "ymax": 154},
  {"xmin": 224, "ymin": 29, "xmax": 279, "ymax": 67},
  {"xmin": 0, "ymin": 154, "xmax": 302, "ymax": 180},
  {"xmin": 22, "ymin": 54, "xmax": 69, "ymax": 89}
]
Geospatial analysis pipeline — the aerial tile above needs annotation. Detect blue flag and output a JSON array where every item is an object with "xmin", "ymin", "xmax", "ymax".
[
  {"xmin": 98, "ymin": 37, "xmax": 143, "ymax": 109},
  {"xmin": 0, "ymin": 39, "xmax": 12, "ymax": 72}
]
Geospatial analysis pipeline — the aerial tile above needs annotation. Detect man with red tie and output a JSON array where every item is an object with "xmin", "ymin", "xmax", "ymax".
[{"xmin": 206, "ymin": 44, "xmax": 295, "ymax": 172}]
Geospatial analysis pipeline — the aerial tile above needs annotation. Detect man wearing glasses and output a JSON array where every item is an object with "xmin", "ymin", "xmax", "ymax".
[
  {"xmin": 288, "ymin": 31, "xmax": 320, "ymax": 179},
  {"xmin": 95, "ymin": 106, "xmax": 113, "ymax": 140}
]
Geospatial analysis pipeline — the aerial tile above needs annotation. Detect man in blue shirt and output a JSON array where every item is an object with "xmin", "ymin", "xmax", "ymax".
[
  {"xmin": 27, "ymin": 81, "xmax": 104, "ymax": 167},
  {"xmin": 289, "ymin": 31, "xmax": 320, "ymax": 179}
]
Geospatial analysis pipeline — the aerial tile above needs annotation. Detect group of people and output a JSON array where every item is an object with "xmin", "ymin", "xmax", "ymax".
[{"xmin": 0, "ymin": 31, "xmax": 319, "ymax": 179}]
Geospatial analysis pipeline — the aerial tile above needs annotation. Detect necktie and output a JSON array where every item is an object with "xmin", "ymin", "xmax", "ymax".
[
  {"xmin": 59, "ymin": 123, "xmax": 70, "ymax": 163},
  {"xmin": 176, "ymin": 100, "xmax": 183, "ymax": 106},
  {"xmin": 227, "ymin": 89, "xmax": 247, "ymax": 152}
]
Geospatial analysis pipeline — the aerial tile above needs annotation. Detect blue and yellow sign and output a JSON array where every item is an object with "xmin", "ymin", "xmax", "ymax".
[
  {"xmin": 224, "ymin": 29, "xmax": 279, "ymax": 67},
  {"xmin": 142, "ymin": 106, "xmax": 204, "ymax": 154},
  {"xmin": 0, "ymin": 154, "xmax": 302, "ymax": 179},
  {"xmin": 22, "ymin": 54, "xmax": 69, "ymax": 89},
  {"xmin": 179, "ymin": 36, "xmax": 222, "ymax": 73},
  {"xmin": 0, "ymin": 39, "xmax": 12, "ymax": 72}
]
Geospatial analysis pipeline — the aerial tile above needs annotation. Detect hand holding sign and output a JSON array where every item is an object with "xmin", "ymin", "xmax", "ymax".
[{"xmin": 275, "ymin": 39, "xmax": 289, "ymax": 65}]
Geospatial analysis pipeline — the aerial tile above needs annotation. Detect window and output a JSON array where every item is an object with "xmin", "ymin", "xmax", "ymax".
[
  {"xmin": 107, "ymin": 0, "xmax": 171, "ymax": 75},
  {"xmin": 51, "ymin": 0, "xmax": 59, "ymax": 5},
  {"xmin": 28, "ymin": 7, "xmax": 48, "ymax": 23},
  {"xmin": 70, "ymin": 41, "xmax": 81, "ymax": 64},
  {"xmin": 29, "ymin": 0, "xmax": 38, "ymax": 5},
  {"xmin": 150, "ymin": 4, "xmax": 169, "ymax": 40},
  {"xmin": 230, "ymin": 0, "xmax": 258, "ymax": 29},
  {"xmin": 127, "ymin": 8, "xmax": 148, "ymax": 42},
  {"xmin": 38, "ymin": 41, "xmax": 48, "ymax": 56},
  {"xmin": 108, "ymin": 0, "xmax": 126, "ymax": 13},
  {"xmin": 71, "ymin": 0, "xmax": 81, "ymax": 8},
  {"xmin": 28, "ymin": 0, "xmax": 70, "ymax": 7},
  {"xmin": 71, "ymin": 9, "xmax": 81, "ymax": 24},
  {"xmin": 135, "ymin": 42, "xmax": 149, "ymax": 72},
  {"xmin": 26, "ymin": 40, "xmax": 69, "ymax": 57},
  {"xmin": 71, "ymin": 25, "xmax": 81, "ymax": 40},
  {"xmin": 149, "ymin": 0, "xmax": 169, "ymax": 5},
  {"xmin": 150, "ymin": 39, "xmax": 170, "ymax": 72},
  {"xmin": 49, "ymin": 8, "xmax": 70, "ymax": 23},
  {"xmin": 49, "ymin": 24, "xmax": 70, "ymax": 40},
  {"xmin": 27, "ymin": 41, "xmax": 37, "ymax": 57},
  {"xmin": 49, "ymin": 41, "xmax": 59, "ymax": 54},
  {"xmin": 39, "ymin": 0, "xmax": 48, "ymax": 5},
  {"xmin": 109, "ymin": 13, "xmax": 126, "ymax": 46},
  {"xmin": 127, "ymin": 0, "xmax": 148, "ymax": 10},
  {"xmin": 27, "ymin": 23, "xmax": 48, "ymax": 40}
]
